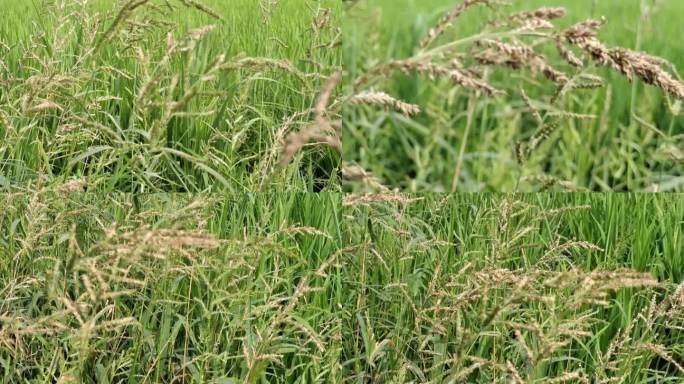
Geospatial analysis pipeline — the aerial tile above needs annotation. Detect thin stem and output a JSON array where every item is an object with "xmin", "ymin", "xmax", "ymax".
[
  {"xmin": 414, "ymin": 30, "xmax": 548, "ymax": 61},
  {"xmin": 629, "ymin": 0, "xmax": 647, "ymax": 126},
  {"xmin": 451, "ymin": 92, "xmax": 477, "ymax": 192}
]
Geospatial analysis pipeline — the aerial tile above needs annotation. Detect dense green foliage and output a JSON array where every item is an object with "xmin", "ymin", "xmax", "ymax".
[
  {"xmin": 1, "ymin": 1, "xmax": 683, "ymax": 383},
  {"xmin": 1, "ymin": 192, "xmax": 344, "ymax": 383},
  {"xmin": 0, "ymin": 0, "xmax": 341, "ymax": 192},
  {"xmin": 2, "ymin": 192, "xmax": 683, "ymax": 382},
  {"xmin": 342, "ymin": 193, "xmax": 684, "ymax": 382},
  {"xmin": 344, "ymin": 0, "xmax": 684, "ymax": 192}
]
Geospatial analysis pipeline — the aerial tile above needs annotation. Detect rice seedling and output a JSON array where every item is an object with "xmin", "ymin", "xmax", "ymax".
[
  {"xmin": 0, "ymin": 0, "xmax": 341, "ymax": 192},
  {"xmin": 343, "ymin": 0, "xmax": 684, "ymax": 192}
]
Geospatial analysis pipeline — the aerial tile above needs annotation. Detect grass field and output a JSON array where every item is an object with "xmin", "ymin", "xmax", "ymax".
[
  {"xmin": 344, "ymin": 0, "xmax": 684, "ymax": 192},
  {"xmin": 2, "ymin": 1, "xmax": 684, "ymax": 383},
  {"xmin": 0, "ymin": 0, "xmax": 341, "ymax": 192},
  {"xmin": 1, "ymin": 192, "xmax": 344, "ymax": 383},
  {"xmin": 341, "ymin": 193, "xmax": 684, "ymax": 382},
  {"xmin": 1, "ymin": 192, "xmax": 683, "ymax": 382}
]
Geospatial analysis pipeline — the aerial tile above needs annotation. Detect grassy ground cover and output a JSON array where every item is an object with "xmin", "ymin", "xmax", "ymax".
[
  {"xmin": 1, "ymin": 192, "xmax": 344, "ymax": 382},
  {"xmin": 344, "ymin": 0, "xmax": 684, "ymax": 192},
  {"xmin": 341, "ymin": 193, "xmax": 684, "ymax": 382},
  {"xmin": 1, "ymin": 191, "xmax": 683, "ymax": 382},
  {"xmin": 1, "ymin": 0, "xmax": 683, "ymax": 383},
  {"xmin": 0, "ymin": 0, "xmax": 341, "ymax": 192}
]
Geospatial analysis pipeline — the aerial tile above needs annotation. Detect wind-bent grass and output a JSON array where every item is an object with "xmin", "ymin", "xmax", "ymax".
[
  {"xmin": 0, "ymin": 0, "xmax": 341, "ymax": 192},
  {"xmin": 1, "ymin": 191, "xmax": 683, "ymax": 382},
  {"xmin": 344, "ymin": 0, "xmax": 684, "ymax": 192},
  {"xmin": 342, "ymin": 193, "xmax": 684, "ymax": 382},
  {"xmin": 0, "ymin": 192, "xmax": 345, "ymax": 383}
]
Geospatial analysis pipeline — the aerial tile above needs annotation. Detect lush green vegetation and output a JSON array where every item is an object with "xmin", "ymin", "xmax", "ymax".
[
  {"xmin": 0, "ymin": 0, "xmax": 341, "ymax": 192},
  {"xmin": 1, "ymin": 192, "xmax": 344, "ymax": 383},
  {"xmin": 344, "ymin": 0, "xmax": 684, "ymax": 192},
  {"xmin": 2, "ymin": 1, "xmax": 683, "ymax": 383},
  {"xmin": 2, "ymin": 192, "xmax": 683, "ymax": 382},
  {"xmin": 342, "ymin": 193, "xmax": 684, "ymax": 382}
]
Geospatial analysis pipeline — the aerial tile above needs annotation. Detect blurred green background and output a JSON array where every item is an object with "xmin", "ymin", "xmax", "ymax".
[{"xmin": 344, "ymin": 0, "xmax": 684, "ymax": 192}]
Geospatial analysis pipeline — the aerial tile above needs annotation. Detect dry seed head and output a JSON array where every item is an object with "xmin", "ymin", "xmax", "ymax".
[
  {"xmin": 528, "ymin": 121, "xmax": 560, "ymax": 152},
  {"xmin": 374, "ymin": 60, "xmax": 504, "ymax": 96},
  {"xmin": 520, "ymin": 88, "xmax": 543, "ymax": 125},
  {"xmin": 0, "ymin": 110, "xmax": 11, "ymax": 130},
  {"xmin": 93, "ymin": 317, "xmax": 138, "ymax": 332},
  {"xmin": 517, "ymin": 18, "xmax": 555, "ymax": 30},
  {"xmin": 279, "ymin": 120, "xmax": 339, "ymax": 165},
  {"xmin": 279, "ymin": 70, "xmax": 342, "ymax": 165},
  {"xmin": 561, "ymin": 17, "xmax": 608, "ymax": 44},
  {"xmin": 104, "ymin": 226, "xmax": 221, "ymax": 261},
  {"xmin": 552, "ymin": 73, "xmax": 604, "ymax": 103},
  {"xmin": 187, "ymin": 24, "xmax": 216, "ymax": 40},
  {"xmin": 666, "ymin": 281, "xmax": 684, "ymax": 307},
  {"xmin": 477, "ymin": 40, "xmax": 569, "ymax": 84},
  {"xmin": 448, "ymin": 361, "xmax": 487, "ymax": 381},
  {"xmin": 26, "ymin": 101, "xmax": 63, "ymax": 114},
  {"xmin": 166, "ymin": 31, "xmax": 175, "ymax": 51},
  {"xmin": 342, "ymin": 162, "xmax": 390, "ymax": 192},
  {"xmin": 95, "ymin": 0, "xmax": 152, "ymax": 51},
  {"xmin": 220, "ymin": 57, "xmax": 306, "ymax": 82},
  {"xmin": 547, "ymin": 111, "xmax": 596, "ymax": 120},
  {"xmin": 577, "ymin": 73, "xmax": 604, "ymax": 84},
  {"xmin": 509, "ymin": 7, "xmax": 566, "ymax": 22},
  {"xmin": 544, "ymin": 204, "xmax": 592, "ymax": 215},
  {"xmin": 558, "ymin": 17, "xmax": 684, "ymax": 100},
  {"xmin": 350, "ymin": 91, "xmax": 421, "ymax": 116},
  {"xmin": 555, "ymin": 42, "xmax": 583, "ymax": 68},
  {"xmin": 284, "ymin": 317, "xmax": 325, "ymax": 352},
  {"xmin": 180, "ymin": 0, "xmax": 223, "ymax": 20},
  {"xmin": 612, "ymin": 49, "xmax": 684, "ymax": 100},
  {"xmin": 515, "ymin": 141, "xmax": 528, "ymax": 165},
  {"xmin": 545, "ymin": 269, "xmax": 660, "ymax": 291},
  {"xmin": 343, "ymin": 193, "xmax": 414, "ymax": 206},
  {"xmin": 636, "ymin": 343, "xmax": 684, "ymax": 375},
  {"xmin": 507, "ymin": 360, "xmax": 524, "ymax": 384},
  {"xmin": 420, "ymin": 0, "xmax": 493, "ymax": 49},
  {"xmin": 314, "ymin": 70, "xmax": 342, "ymax": 120},
  {"xmin": 275, "ymin": 226, "xmax": 332, "ymax": 239},
  {"xmin": 56, "ymin": 179, "xmax": 87, "ymax": 193},
  {"xmin": 502, "ymin": 7, "xmax": 568, "ymax": 31},
  {"xmin": 588, "ymin": 47, "xmax": 684, "ymax": 100}
]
